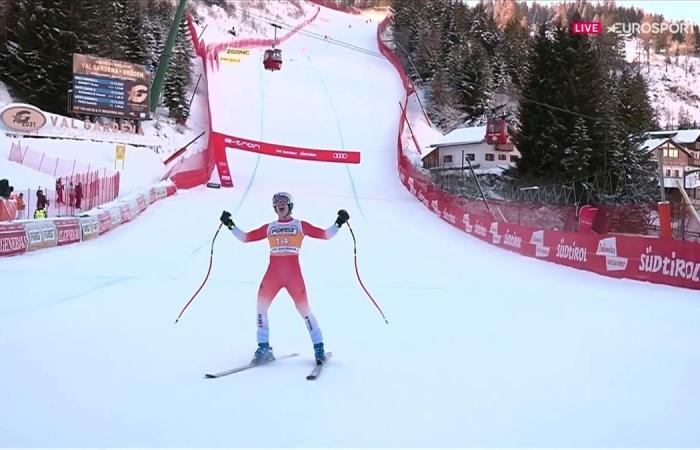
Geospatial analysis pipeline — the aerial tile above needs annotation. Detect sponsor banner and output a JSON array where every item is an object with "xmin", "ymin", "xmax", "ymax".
[
  {"xmin": 119, "ymin": 203, "xmax": 132, "ymax": 223},
  {"xmin": 136, "ymin": 194, "xmax": 147, "ymax": 212},
  {"xmin": 127, "ymin": 199, "xmax": 139, "ymax": 219},
  {"xmin": 493, "ymin": 222, "xmax": 535, "ymax": 256},
  {"xmin": 219, "ymin": 48, "xmax": 251, "ymax": 64},
  {"xmin": 79, "ymin": 215, "xmax": 100, "ymax": 240},
  {"xmin": 0, "ymin": 222, "xmax": 28, "ymax": 256},
  {"xmin": 155, "ymin": 186, "xmax": 167, "ymax": 200},
  {"xmin": 1, "ymin": 103, "xmax": 46, "ymax": 133},
  {"xmin": 97, "ymin": 210, "xmax": 112, "ymax": 234},
  {"xmin": 108, "ymin": 206, "xmax": 123, "ymax": 228},
  {"xmin": 538, "ymin": 230, "xmax": 600, "ymax": 270},
  {"xmin": 53, "ymin": 218, "xmax": 81, "ymax": 246},
  {"xmin": 24, "ymin": 220, "xmax": 58, "ymax": 251},
  {"xmin": 607, "ymin": 235, "xmax": 700, "ymax": 290},
  {"xmin": 218, "ymin": 132, "xmax": 361, "ymax": 164},
  {"xmin": 400, "ymin": 156, "xmax": 700, "ymax": 290}
]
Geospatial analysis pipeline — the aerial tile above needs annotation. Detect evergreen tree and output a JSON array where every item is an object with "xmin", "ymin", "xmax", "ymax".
[
  {"xmin": 501, "ymin": 18, "xmax": 530, "ymax": 88},
  {"xmin": 97, "ymin": 0, "xmax": 127, "ymax": 59},
  {"xmin": 143, "ymin": 0, "xmax": 175, "ymax": 76},
  {"xmin": 426, "ymin": 66, "xmax": 465, "ymax": 131},
  {"xmin": 447, "ymin": 40, "xmax": 488, "ymax": 123},
  {"xmin": 616, "ymin": 69, "xmax": 656, "ymax": 133},
  {"xmin": 513, "ymin": 24, "xmax": 560, "ymax": 179},
  {"xmin": 678, "ymin": 107, "xmax": 694, "ymax": 129},
  {"xmin": 162, "ymin": 18, "xmax": 193, "ymax": 123},
  {"xmin": 2, "ymin": 0, "xmax": 76, "ymax": 114},
  {"xmin": 122, "ymin": 1, "xmax": 147, "ymax": 64},
  {"xmin": 561, "ymin": 117, "xmax": 594, "ymax": 179},
  {"xmin": 413, "ymin": 0, "xmax": 445, "ymax": 81}
]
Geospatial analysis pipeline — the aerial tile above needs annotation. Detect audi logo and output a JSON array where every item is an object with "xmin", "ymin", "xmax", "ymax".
[{"xmin": 333, "ymin": 153, "xmax": 348, "ymax": 159}]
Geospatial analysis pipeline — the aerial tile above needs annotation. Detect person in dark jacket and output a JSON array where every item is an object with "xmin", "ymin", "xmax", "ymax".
[
  {"xmin": 36, "ymin": 189, "xmax": 48, "ymax": 210},
  {"xmin": 55, "ymin": 178, "xmax": 64, "ymax": 204},
  {"xmin": 75, "ymin": 182, "xmax": 83, "ymax": 209},
  {"xmin": 68, "ymin": 182, "xmax": 75, "ymax": 207}
]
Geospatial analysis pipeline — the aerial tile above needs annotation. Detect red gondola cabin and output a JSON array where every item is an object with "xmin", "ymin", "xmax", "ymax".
[
  {"xmin": 263, "ymin": 48, "xmax": 282, "ymax": 71},
  {"xmin": 485, "ymin": 118, "xmax": 508, "ymax": 145}
]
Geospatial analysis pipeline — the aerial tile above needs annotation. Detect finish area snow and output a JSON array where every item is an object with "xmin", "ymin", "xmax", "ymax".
[{"xmin": 1, "ymin": 6, "xmax": 700, "ymax": 447}]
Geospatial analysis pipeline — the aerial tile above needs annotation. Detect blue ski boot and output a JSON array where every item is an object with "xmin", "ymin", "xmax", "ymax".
[
  {"xmin": 314, "ymin": 342, "xmax": 326, "ymax": 365},
  {"xmin": 252, "ymin": 343, "xmax": 274, "ymax": 364}
]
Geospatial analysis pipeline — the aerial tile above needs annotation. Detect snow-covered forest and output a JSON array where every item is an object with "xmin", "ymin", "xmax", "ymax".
[{"xmin": 391, "ymin": 0, "xmax": 700, "ymax": 203}]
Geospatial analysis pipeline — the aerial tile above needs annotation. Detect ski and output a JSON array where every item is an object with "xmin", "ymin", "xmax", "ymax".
[
  {"xmin": 204, "ymin": 352, "xmax": 299, "ymax": 379},
  {"xmin": 306, "ymin": 352, "xmax": 332, "ymax": 381}
]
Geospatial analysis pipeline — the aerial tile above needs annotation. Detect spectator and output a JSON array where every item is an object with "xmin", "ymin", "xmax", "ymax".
[
  {"xmin": 16, "ymin": 193, "xmax": 25, "ymax": 220},
  {"xmin": 0, "ymin": 178, "xmax": 13, "ymax": 199},
  {"xmin": 75, "ymin": 181, "xmax": 83, "ymax": 209},
  {"xmin": 68, "ymin": 182, "xmax": 75, "ymax": 207},
  {"xmin": 36, "ymin": 189, "xmax": 48, "ymax": 210},
  {"xmin": 55, "ymin": 178, "xmax": 64, "ymax": 204},
  {"xmin": 34, "ymin": 206, "xmax": 46, "ymax": 219}
]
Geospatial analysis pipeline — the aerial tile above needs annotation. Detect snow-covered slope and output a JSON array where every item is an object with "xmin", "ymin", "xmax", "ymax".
[{"xmin": 625, "ymin": 38, "xmax": 700, "ymax": 126}]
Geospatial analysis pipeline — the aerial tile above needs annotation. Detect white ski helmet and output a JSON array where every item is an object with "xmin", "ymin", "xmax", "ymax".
[{"xmin": 272, "ymin": 192, "xmax": 294, "ymax": 214}]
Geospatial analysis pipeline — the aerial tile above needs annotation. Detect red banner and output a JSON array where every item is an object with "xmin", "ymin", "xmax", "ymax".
[
  {"xmin": 0, "ymin": 223, "xmax": 28, "ymax": 256},
  {"xmin": 97, "ymin": 211, "xmax": 112, "ymax": 234},
  {"xmin": 216, "ymin": 132, "xmax": 361, "ymax": 164},
  {"xmin": 119, "ymin": 204, "xmax": 132, "ymax": 223},
  {"xmin": 401, "ymin": 164, "xmax": 700, "ymax": 290},
  {"xmin": 54, "ymin": 218, "xmax": 81, "ymax": 246},
  {"xmin": 136, "ymin": 194, "xmax": 147, "ymax": 213}
]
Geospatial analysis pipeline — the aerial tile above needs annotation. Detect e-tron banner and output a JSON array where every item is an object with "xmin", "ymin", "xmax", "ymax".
[
  {"xmin": 72, "ymin": 54, "xmax": 151, "ymax": 120},
  {"xmin": 220, "ymin": 134, "xmax": 361, "ymax": 164}
]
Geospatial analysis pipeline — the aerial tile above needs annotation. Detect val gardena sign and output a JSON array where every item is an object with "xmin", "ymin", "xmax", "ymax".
[{"xmin": 0, "ymin": 103, "xmax": 144, "ymax": 136}]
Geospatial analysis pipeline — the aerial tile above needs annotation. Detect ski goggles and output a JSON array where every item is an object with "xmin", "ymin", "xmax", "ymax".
[{"xmin": 272, "ymin": 193, "xmax": 293, "ymax": 206}]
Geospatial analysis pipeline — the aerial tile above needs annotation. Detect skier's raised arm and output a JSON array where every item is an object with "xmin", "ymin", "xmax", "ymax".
[
  {"xmin": 220, "ymin": 210, "xmax": 269, "ymax": 242},
  {"xmin": 301, "ymin": 209, "xmax": 350, "ymax": 240}
]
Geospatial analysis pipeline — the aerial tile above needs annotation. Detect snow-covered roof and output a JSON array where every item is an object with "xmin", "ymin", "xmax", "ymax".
[
  {"xmin": 640, "ymin": 137, "xmax": 670, "ymax": 152},
  {"xmin": 430, "ymin": 125, "xmax": 487, "ymax": 148},
  {"xmin": 646, "ymin": 129, "xmax": 700, "ymax": 143},
  {"xmin": 640, "ymin": 137, "xmax": 693, "ymax": 158},
  {"xmin": 673, "ymin": 129, "xmax": 700, "ymax": 143}
]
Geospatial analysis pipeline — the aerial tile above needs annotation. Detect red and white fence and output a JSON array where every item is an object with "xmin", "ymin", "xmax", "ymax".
[
  {"xmin": 0, "ymin": 181, "xmax": 177, "ymax": 257},
  {"xmin": 9, "ymin": 141, "xmax": 116, "ymax": 179}
]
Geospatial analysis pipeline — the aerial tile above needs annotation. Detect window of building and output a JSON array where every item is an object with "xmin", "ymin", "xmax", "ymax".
[
  {"xmin": 498, "ymin": 154, "xmax": 507, "ymax": 161},
  {"xmin": 466, "ymin": 153, "xmax": 475, "ymax": 161},
  {"xmin": 443, "ymin": 155, "xmax": 453, "ymax": 164},
  {"xmin": 665, "ymin": 169, "xmax": 671, "ymax": 176},
  {"xmin": 663, "ymin": 147, "xmax": 679, "ymax": 158},
  {"xmin": 510, "ymin": 155, "xmax": 520, "ymax": 162},
  {"xmin": 674, "ymin": 169, "xmax": 680, "ymax": 177},
  {"xmin": 485, "ymin": 153, "xmax": 495, "ymax": 161}
]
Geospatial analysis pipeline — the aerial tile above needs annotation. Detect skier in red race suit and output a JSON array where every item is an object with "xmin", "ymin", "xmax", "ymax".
[{"xmin": 220, "ymin": 192, "xmax": 350, "ymax": 365}]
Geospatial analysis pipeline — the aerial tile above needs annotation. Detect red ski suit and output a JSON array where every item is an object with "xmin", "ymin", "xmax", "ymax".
[{"xmin": 232, "ymin": 218, "xmax": 339, "ymax": 344}]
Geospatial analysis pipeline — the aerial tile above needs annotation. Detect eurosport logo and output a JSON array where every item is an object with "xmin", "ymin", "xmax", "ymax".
[
  {"xmin": 608, "ymin": 22, "xmax": 696, "ymax": 34},
  {"xmin": 572, "ymin": 20, "xmax": 697, "ymax": 35},
  {"xmin": 333, "ymin": 153, "xmax": 348, "ymax": 160}
]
